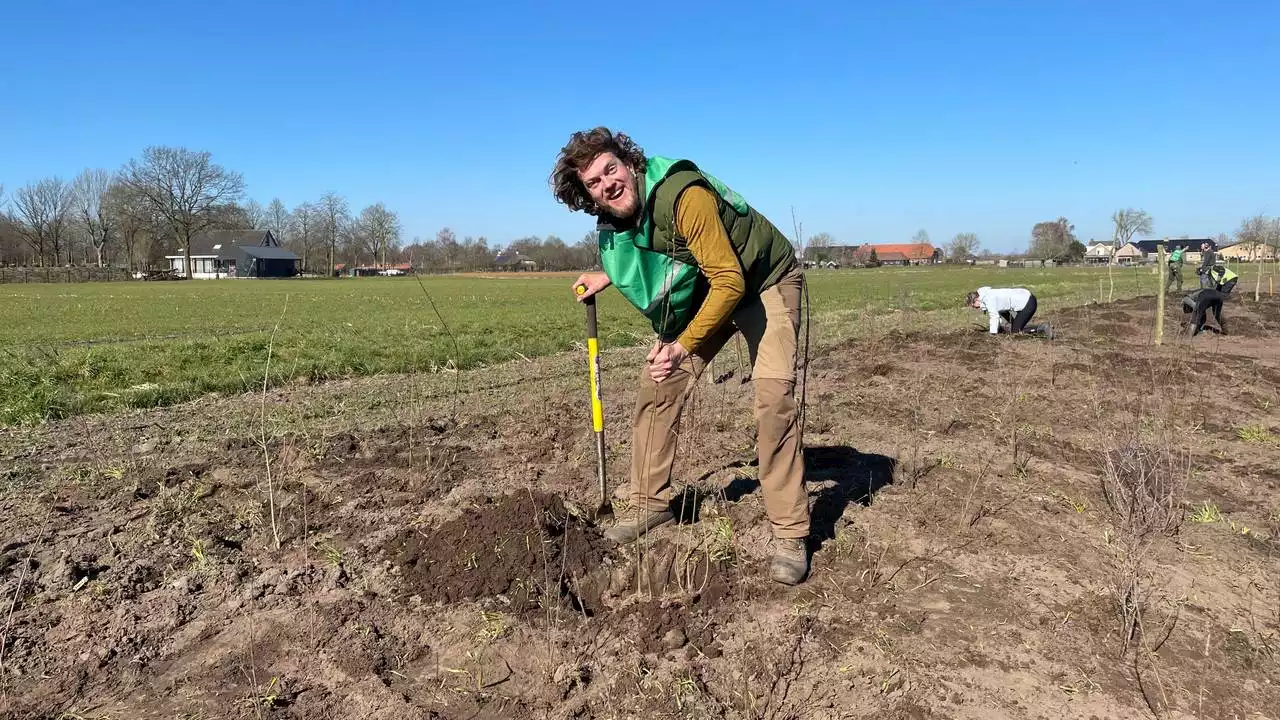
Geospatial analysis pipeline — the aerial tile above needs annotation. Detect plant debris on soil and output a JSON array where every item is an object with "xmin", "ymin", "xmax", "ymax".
[{"xmin": 1, "ymin": 293, "xmax": 1279, "ymax": 719}]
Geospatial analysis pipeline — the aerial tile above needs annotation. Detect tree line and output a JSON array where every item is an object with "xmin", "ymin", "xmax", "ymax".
[
  {"xmin": 7, "ymin": 147, "xmax": 1277, "ymax": 276},
  {"xmin": 0, "ymin": 145, "xmax": 601, "ymax": 276},
  {"xmin": 803, "ymin": 209, "xmax": 1280, "ymax": 265}
]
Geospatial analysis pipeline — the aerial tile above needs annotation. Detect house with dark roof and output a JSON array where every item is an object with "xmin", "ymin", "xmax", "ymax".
[
  {"xmin": 493, "ymin": 251, "xmax": 537, "ymax": 271},
  {"xmin": 165, "ymin": 230, "xmax": 299, "ymax": 279}
]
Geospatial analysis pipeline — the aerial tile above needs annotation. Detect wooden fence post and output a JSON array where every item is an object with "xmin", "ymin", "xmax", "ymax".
[{"xmin": 1155, "ymin": 241, "xmax": 1167, "ymax": 345}]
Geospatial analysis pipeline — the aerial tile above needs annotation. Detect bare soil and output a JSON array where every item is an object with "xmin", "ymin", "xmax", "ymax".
[{"xmin": 2, "ymin": 293, "xmax": 1279, "ymax": 719}]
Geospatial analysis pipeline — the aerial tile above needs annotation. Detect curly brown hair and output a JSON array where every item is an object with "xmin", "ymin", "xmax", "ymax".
[{"xmin": 549, "ymin": 127, "xmax": 647, "ymax": 216}]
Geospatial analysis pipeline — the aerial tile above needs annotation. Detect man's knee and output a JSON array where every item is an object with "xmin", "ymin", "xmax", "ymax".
[{"xmin": 754, "ymin": 378, "xmax": 798, "ymax": 424}]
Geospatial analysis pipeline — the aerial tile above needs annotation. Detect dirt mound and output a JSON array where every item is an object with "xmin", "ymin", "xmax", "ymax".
[{"xmin": 383, "ymin": 490, "xmax": 612, "ymax": 613}]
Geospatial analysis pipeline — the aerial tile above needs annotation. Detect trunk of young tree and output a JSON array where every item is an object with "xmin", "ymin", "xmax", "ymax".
[
  {"xmin": 318, "ymin": 192, "xmax": 349, "ymax": 277},
  {"xmin": 1256, "ymin": 235, "xmax": 1269, "ymax": 300},
  {"xmin": 73, "ymin": 169, "xmax": 114, "ymax": 269},
  {"xmin": 1108, "ymin": 262, "xmax": 1115, "ymax": 303},
  {"xmin": 1155, "ymin": 243, "xmax": 1166, "ymax": 344}
]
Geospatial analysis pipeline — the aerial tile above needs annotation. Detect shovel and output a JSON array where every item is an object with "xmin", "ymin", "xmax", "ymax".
[{"xmin": 576, "ymin": 284, "xmax": 613, "ymax": 521}]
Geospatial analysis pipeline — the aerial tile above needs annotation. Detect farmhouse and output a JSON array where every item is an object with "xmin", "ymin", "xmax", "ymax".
[
  {"xmin": 859, "ymin": 242, "xmax": 941, "ymax": 265},
  {"xmin": 1083, "ymin": 242, "xmax": 1113, "ymax": 264},
  {"xmin": 165, "ymin": 230, "xmax": 299, "ymax": 279},
  {"xmin": 494, "ymin": 251, "xmax": 537, "ymax": 271},
  {"xmin": 804, "ymin": 242, "xmax": 940, "ymax": 267}
]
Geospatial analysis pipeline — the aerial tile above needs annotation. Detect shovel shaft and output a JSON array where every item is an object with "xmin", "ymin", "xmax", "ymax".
[
  {"xmin": 584, "ymin": 296, "xmax": 604, "ymax": 435},
  {"xmin": 581, "ymin": 292, "xmax": 609, "ymax": 507}
]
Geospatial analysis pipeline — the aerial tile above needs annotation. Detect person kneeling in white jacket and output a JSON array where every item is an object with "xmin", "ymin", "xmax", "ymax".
[{"xmin": 965, "ymin": 287, "xmax": 1053, "ymax": 338}]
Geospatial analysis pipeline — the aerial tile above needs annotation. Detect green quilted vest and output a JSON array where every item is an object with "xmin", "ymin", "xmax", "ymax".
[{"xmin": 597, "ymin": 155, "xmax": 796, "ymax": 340}]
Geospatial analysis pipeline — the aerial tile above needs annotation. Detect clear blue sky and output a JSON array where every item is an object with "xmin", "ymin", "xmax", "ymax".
[{"xmin": 2, "ymin": 0, "xmax": 1277, "ymax": 252}]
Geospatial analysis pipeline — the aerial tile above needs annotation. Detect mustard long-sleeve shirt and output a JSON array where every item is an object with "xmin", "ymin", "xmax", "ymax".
[{"xmin": 672, "ymin": 185, "xmax": 746, "ymax": 353}]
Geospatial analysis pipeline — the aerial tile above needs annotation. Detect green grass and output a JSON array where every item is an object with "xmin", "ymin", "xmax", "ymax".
[{"xmin": 0, "ymin": 265, "xmax": 1152, "ymax": 425}]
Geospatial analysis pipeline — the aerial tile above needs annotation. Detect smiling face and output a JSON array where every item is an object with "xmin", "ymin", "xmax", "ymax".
[{"xmin": 577, "ymin": 152, "xmax": 640, "ymax": 219}]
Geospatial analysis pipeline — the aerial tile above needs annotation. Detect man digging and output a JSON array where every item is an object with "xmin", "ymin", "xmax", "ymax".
[
  {"xmin": 549, "ymin": 127, "xmax": 811, "ymax": 586},
  {"xmin": 1182, "ymin": 288, "xmax": 1228, "ymax": 336}
]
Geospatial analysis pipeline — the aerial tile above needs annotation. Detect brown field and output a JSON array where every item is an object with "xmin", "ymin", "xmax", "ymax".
[{"xmin": 2, "ymin": 293, "xmax": 1278, "ymax": 719}]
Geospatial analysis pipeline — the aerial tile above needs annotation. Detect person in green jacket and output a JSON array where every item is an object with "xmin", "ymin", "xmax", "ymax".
[
  {"xmin": 549, "ymin": 127, "xmax": 812, "ymax": 585},
  {"xmin": 1167, "ymin": 246, "xmax": 1185, "ymax": 293}
]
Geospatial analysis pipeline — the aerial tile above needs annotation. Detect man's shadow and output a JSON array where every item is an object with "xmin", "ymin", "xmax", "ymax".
[{"xmin": 674, "ymin": 445, "xmax": 895, "ymax": 544}]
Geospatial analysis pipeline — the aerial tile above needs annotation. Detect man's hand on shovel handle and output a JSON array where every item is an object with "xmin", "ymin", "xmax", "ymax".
[{"xmin": 573, "ymin": 272, "xmax": 611, "ymax": 301}]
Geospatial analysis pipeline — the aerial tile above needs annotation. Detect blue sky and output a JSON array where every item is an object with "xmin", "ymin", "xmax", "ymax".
[{"xmin": 2, "ymin": 0, "xmax": 1277, "ymax": 252}]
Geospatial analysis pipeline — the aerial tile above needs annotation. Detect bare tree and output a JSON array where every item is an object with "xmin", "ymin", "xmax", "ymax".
[
  {"xmin": 14, "ymin": 177, "xmax": 74, "ymax": 266},
  {"xmin": 437, "ymin": 227, "xmax": 459, "ymax": 269},
  {"xmin": 1234, "ymin": 215, "xmax": 1269, "ymax": 260},
  {"xmin": 72, "ymin": 169, "xmax": 115, "ymax": 268},
  {"xmin": 243, "ymin": 199, "xmax": 266, "ymax": 229},
  {"xmin": 289, "ymin": 201, "xmax": 318, "ymax": 273},
  {"xmin": 911, "ymin": 228, "xmax": 931, "ymax": 245},
  {"xmin": 1234, "ymin": 214, "xmax": 1278, "ymax": 301},
  {"xmin": 1111, "ymin": 208, "xmax": 1153, "ymax": 250},
  {"xmin": 107, "ymin": 181, "xmax": 153, "ymax": 272},
  {"xmin": 945, "ymin": 232, "xmax": 979, "ymax": 262},
  {"xmin": 318, "ymin": 192, "xmax": 349, "ymax": 277},
  {"xmin": 265, "ymin": 198, "xmax": 290, "ymax": 243},
  {"xmin": 356, "ymin": 202, "xmax": 402, "ymax": 267},
  {"xmin": 119, "ymin": 146, "xmax": 245, "ymax": 277},
  {"xmin": 805, "ymin": 232, "xmax": 834, "ymax": 263}
]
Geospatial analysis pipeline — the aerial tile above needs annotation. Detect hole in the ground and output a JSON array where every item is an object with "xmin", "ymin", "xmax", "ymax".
[{"xmin": 381, "ymin": 490, "xmax": 740, "ymax": 618}]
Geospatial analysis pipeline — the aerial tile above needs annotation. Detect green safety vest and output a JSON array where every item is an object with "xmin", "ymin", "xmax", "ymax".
[
  {"xmin": 1212, "ymin": 265, "xmax": 1238, "ymax": 283},
  {"xmin": 596, "ymin": 155, "xmax": 795, "ymax": 340},
  {"xmin": 1169, "ymin": 248, "xmax": 1184, "ymax": 264}
]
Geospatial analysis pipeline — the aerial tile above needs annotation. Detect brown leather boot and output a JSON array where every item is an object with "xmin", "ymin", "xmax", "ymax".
[
  {"xmin": 770, "ymin": 538, "xmax": 809, "ymax": 585},
  {"xmin": 603, "ymin": 508, "xmax": 674, "ymax": 544}
]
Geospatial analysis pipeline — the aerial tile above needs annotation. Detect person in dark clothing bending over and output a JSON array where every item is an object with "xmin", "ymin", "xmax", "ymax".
[
  {"xmin": 966, "ymin": 286, "xmax": 1053, "ymax": 338},
  {"xmin": 1182, "ymin": 288, "xmax": 1228, "ymax": 336}
]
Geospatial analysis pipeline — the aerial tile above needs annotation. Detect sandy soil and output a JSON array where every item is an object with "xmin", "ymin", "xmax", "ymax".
[{"xmin": 1, "ymin": 293, "xmax": 1278, "ymax": 719}]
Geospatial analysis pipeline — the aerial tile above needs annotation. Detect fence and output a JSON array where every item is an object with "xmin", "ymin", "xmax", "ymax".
[{"xmin": 0, "ymin": 266, "xmax": 136, "ymax": 284}]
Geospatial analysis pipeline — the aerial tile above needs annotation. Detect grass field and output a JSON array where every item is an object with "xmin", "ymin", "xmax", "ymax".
[{"xmin": 0, "ymin": 264, "xmax": 1173, "ymax": 425}]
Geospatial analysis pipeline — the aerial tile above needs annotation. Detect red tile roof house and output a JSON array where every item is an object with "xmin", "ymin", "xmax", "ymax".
[
  {"xmin": 874, "ymin": 251, "xmax": 910, "ymax": 265},
  {"xmin": 862, "ymin": 243, "xmax": 941, "ymax": 265}
]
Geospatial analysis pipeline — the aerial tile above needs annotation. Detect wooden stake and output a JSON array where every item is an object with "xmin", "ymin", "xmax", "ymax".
[
  {"xmin": 1257, "ymin": 251, "xmax": 1264, "ymax": 302},
  {"xmin": 1099, "ymin": 277, "xmax": 1104, "ymax": 304},
  {"xmin": 1155, "ymin": 241, "xmax": 1166, "ymax": 345}
]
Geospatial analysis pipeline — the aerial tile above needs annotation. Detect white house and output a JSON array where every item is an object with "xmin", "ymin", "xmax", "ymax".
[
  {"xmin": 1083, "ymin": 242, "xmax": 1114, "ymax": 264},
  {"xmin": 165, "ymin": 230, "xmax": 297, "ymax": 279},
  {"xmin": 1113, "ymin": 242, "xmax": 1147, "ymax": 266}
]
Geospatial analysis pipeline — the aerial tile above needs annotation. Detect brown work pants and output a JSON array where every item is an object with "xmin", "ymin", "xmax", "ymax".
[{"xmin": 628, "ymin": 267, "xmax": 810, "ymax": 539}]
